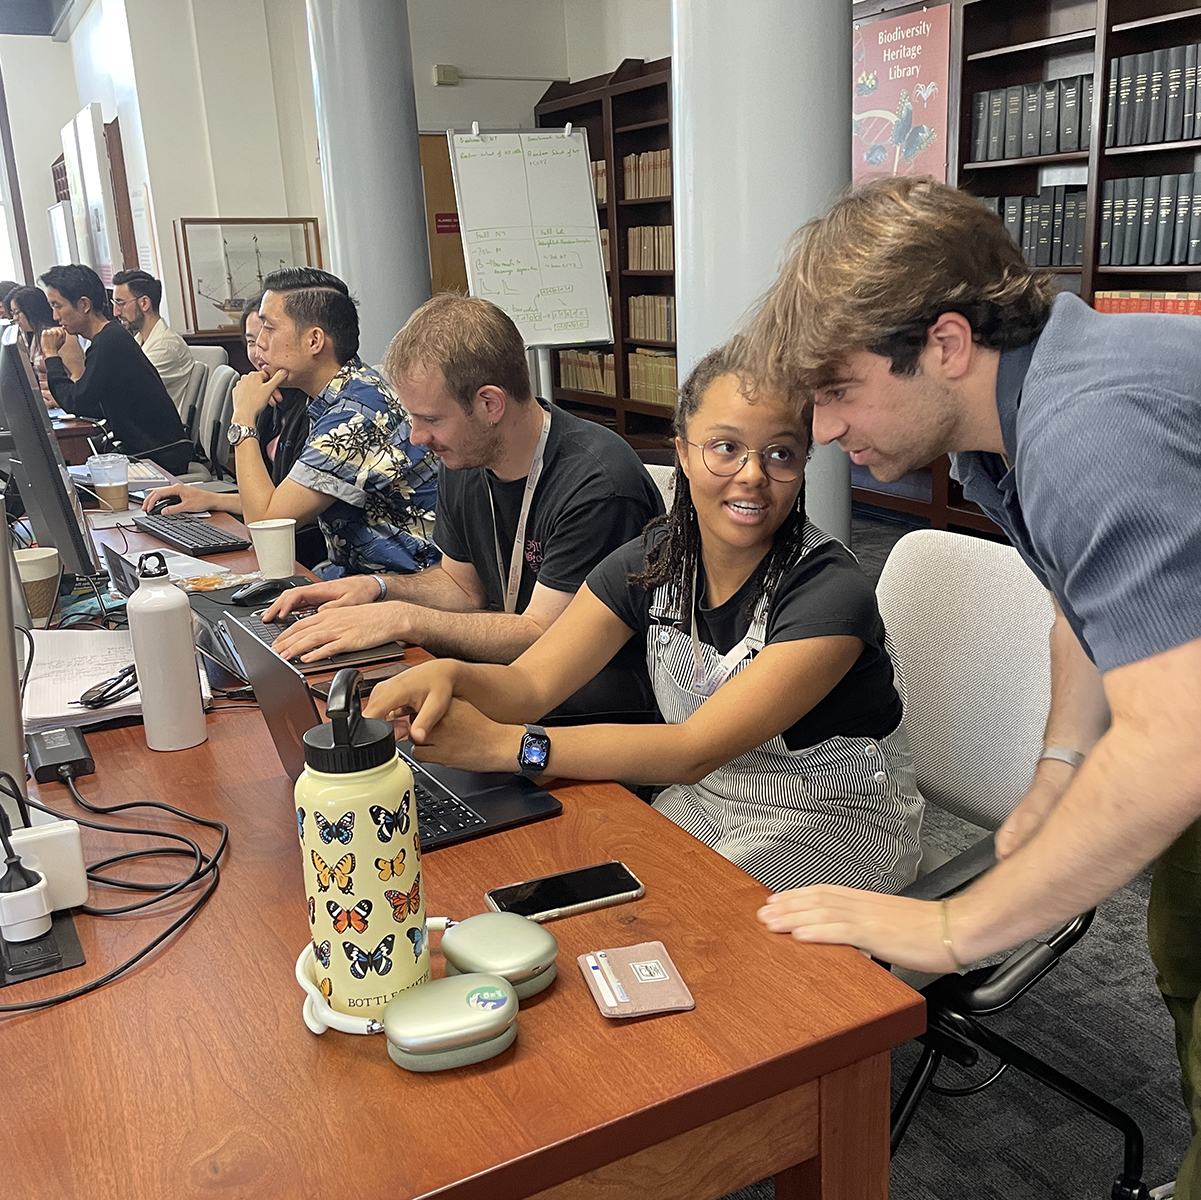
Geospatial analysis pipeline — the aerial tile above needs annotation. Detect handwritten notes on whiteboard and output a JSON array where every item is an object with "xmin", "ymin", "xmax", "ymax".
[{"xmin": 449, "ymin": 131, "xmax": 613, "ymax": 348}]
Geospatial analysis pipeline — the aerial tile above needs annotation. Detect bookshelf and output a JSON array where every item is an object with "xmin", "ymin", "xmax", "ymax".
[
  {"xmin": 851, "ymin": 0, "xmax": 1201, "ymax": 533},
  {"xmin": 535, "ymin": 58, "xmax": 676, "ymax": 451}
]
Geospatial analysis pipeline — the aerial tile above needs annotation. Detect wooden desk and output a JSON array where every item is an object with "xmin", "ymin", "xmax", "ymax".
[
  {"xmin": 53, "ymin": 416, "xmax": 102, "ymax": 465},
  {"xmin": 7, "ymin": 522, "xmax": 925, "ymax": 1200}
]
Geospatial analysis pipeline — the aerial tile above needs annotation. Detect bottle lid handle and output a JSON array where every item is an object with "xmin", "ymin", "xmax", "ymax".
[
  {"xmin": 137, "ymin": 550, "xmax": 169, "ymax": 579},
  {"xmin": 324, "ymin": 668, "xmax": 363, "ymax": 747}
]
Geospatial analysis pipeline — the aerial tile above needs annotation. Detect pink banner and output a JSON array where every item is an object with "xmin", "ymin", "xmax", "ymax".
[{"xmin": 852, "ymin": 5, "xmax": 951, "ymax": 184}]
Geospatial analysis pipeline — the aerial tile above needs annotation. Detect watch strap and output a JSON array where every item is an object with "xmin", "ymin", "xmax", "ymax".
[
  {"xmin": 1040, "ymin": 745, "xmax": 1086, "ymax": 770},
  {"xmin": 228, "ymin": 423, "xmax": 258, "ymax": 446}
]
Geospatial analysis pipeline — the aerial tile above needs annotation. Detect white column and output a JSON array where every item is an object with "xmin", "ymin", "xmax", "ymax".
[
  {"xmin": 305, "ymin": 0, "xmax": 430, "ymax": 365},
  {"xmin": 672, "ymin": 0, "xmax": 852, "ymax": 544}
]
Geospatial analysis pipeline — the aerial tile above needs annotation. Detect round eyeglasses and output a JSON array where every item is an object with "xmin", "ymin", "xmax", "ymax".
[{"xmin": 685, "ymin": 438, "xmax": 804, "ymax": 483}]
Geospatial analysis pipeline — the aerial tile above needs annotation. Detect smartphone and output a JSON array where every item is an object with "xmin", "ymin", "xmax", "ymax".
[{"xmin": 484, "ymin": 861, "xmax": 645, "ymax": 922}]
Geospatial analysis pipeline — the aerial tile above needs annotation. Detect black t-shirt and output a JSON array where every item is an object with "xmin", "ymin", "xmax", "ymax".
[
  {"xmin": 434, "ymin": 403, "xmax": 664, "ymax": 605},
  {"xmin": 45, "ymin": 321, "xmax": 191, "ymax": 475},
  {"xmin": 586, "ymin": 531, "xmax": 903, "ymax": 749}
]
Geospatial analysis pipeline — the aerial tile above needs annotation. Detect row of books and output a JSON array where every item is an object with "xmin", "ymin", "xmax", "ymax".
[
  {"xmin": 627, "ymin": 225, "xmax": 674, "ymax": 271},
  {"xmin": 981, "ymin": 188, "xmax": 1088, "ymax": 267},
  {"xmin": 627, "ymin": 350, "xmax": 678, "ymax": 407},
  {"xmin": 590, "ymin": 159, "xmax": 608, "ymax": 205},
  {"xmin": 970, "ymin": 75, "xmax": 1092, "ymax": 163},
  {"xmin": 623, "ymin": 150, "xmax": 672, "ymax": 200},
  {"xmin": 1094, "ymin": 291, "xmax": 1201, "ymax": 313},
  {"xmin": 1099, "ymin": 173, "xmax": 1201, "ymax": 266},
  {"xmin": 628, "ymin": 294, "xmax": 676, "ymax": 342},
  {"xmin": 560, "ymin": 350, "xmax": 616, "ymax": 396},
  {"xmin": 1105, "ymin": 47, "xmax": 1201, "ymax": 148}
]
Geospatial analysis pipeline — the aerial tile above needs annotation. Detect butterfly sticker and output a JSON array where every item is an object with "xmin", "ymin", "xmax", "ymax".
[
  {"xmin": 369, "ymin": 791, "xmax": 411, "ymax": 843},
  {"xmin": 375, "ymin": 849, "xmax": 406, "ymax": 881},
  {"xmin": 407, "ymin": 925, "xmax": 426, "ymax": 961},
  {"xmin": 312, "ymin": 850, "xmax": 355, "ymax": 895},
  {"xmin": 313, "ymin": 939, "xmax": 331, "ymax": 969},
  {"xmin": 314, "ymin": 811, "xmax": 355, "ymax": 845},
  {"xmin": 327, "ymin": 898, "xmax": 373, "ymax": 935},
  {"xmin": 343, "ymin": 934, "xmax": 395, "ymax": 979},
  {"xmin": 308, "ymin": 896, "xmax": 315, "ymax": 925},
  {"xmin": 413, "ymin": 831, "xmax": 421, "ymax": 862},
  {"xmin": 891, "ymin": 90, "xmax": 936, "ymax": 164},
  {"xmin": 297, "ymin": 808, "xmax": 305, "ymax": 842},
  {"xmin": 385, "ymin": 873, "xmax": 422, "ymax": 923},
  {"xmin": 319, "ymin": 977, "xmax": 333, "ymax": 1002}
]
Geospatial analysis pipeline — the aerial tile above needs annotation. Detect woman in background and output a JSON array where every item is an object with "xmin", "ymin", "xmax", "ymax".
[{"xmin": 8, "ymin": 286, "xmax": 57, "ymax": 403}]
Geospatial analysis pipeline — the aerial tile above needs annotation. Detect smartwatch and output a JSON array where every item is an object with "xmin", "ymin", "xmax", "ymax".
[
  {"xmin": 517, "ymin": 725, "xmax": 551, "ymax": 777},
  {"xmin": 227, "ymin": 423, "xmax": 259, "ymax": 447}
]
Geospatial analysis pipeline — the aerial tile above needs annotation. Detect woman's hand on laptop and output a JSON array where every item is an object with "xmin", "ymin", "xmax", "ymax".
[
  {"xmin": 271, "ymin": 602, "xmax": 412, "ymax": 663},
  {"xmin": 262, "ymin": 574, "xmax": 380, "ymax": 622},
  {"xmin": 364, "ymin": 660, "xmax": 457, "ymax": 744}
]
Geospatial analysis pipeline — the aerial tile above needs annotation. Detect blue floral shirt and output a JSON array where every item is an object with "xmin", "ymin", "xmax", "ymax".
[{"xmin": 288, "ymin": 357, "xmax": 440, "ymax": 576}]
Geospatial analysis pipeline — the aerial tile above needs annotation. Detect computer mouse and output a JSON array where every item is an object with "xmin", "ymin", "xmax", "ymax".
[
  {"xmin": 230, "ymin": 578, "xmax": 297, "ymax": 606},
  {"xmin": 148, "ymin": 498, "xmax": 176, "ymax": 517}
]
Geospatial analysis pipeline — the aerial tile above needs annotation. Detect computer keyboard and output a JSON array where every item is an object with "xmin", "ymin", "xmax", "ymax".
[
  {"xmin": 133, "ymin": 513, "xmax": 252, "ymax": 555},
  {"xmin": 413, "ymin": 777, "xmax": 486, "ymax": 844}
]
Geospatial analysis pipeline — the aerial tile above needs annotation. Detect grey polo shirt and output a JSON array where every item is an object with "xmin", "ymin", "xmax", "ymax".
[{"xmin": 950, "ymin": 292, "xmax": 1201, "ymax": 673}]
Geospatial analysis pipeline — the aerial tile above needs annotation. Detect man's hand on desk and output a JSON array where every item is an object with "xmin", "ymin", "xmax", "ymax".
[
  {"xmin": 263, "ymin": 574, "xmax": 381, "ymax": 620},
  {"xmin": 270, "ymin": 601, "xmax": 414, "ymax": 663},
  {"xmin": 142, "ymin": 483, "xmax": 241, "ymax": 516}
]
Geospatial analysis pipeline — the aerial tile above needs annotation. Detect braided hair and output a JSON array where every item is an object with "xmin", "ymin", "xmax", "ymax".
[{"xmin": 630, "ymin": 344, "xmax": 812, "ymax": 619}]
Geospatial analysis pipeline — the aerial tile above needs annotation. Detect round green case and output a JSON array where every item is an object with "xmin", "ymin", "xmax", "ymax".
[{"xmin": 441, "ymin": 911, "xmax": 559, "ymax": 1000}]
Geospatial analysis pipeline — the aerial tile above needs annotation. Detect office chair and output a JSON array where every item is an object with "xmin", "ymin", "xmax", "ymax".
[
  {"xmin": 188, "ymin": 345, "xmax": 229, "ymax": 373},
  {"xmin": 195, "ymin": 365, "xmax": 237, "ymax": 481},
  {"xmin": 876, "ymin": 529, "xmax": 1149, "ymax": 1200},
  {"xmin": 179, "ymin": 359, "xmax": 209, "ymax": 439},
  {"xmin": 635, "ymin": 448, "xmax": 677, "ymax": 508}
]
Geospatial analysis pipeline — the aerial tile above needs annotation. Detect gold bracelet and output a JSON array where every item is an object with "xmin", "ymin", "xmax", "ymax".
[{"xmin": 940, "ymin": 900, "xmax": 966, "ymax": 972}]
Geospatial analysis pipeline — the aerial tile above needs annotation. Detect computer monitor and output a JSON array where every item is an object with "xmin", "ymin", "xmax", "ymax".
[
  {"xmin": 0, "ymin": 327, "xmax": 100, "ymax": 578},
  {"xmin": 0, "ymin": 495, "xmax": 29, "ymax": 827}
]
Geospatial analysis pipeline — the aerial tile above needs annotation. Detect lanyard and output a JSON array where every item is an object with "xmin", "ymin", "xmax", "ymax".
[{"xmin": 487, "ymin": 406, "xmax": 552, "ymax": 614}]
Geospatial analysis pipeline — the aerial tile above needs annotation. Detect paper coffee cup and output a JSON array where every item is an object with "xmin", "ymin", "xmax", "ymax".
[
  {"xmin": 15, "ymin": 547, "xmax": 60, "ymax": 628},
  {"xmin": 247, "ymin": 519, "xmax": 296, "ymax": 580}
]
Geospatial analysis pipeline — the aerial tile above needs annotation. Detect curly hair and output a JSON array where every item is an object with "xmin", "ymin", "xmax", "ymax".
[{"xmin": 741, "ymin": 176, "xmax": 1057, "ymax": 399}]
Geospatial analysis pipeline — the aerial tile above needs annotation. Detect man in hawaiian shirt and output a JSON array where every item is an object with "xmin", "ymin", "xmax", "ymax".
[{"xmin": 211, "ymin": 268, "xmax": 438, "ymax": 578}]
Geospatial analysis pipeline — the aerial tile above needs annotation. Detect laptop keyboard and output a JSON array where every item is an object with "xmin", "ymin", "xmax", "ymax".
[
  {"xmin": 413, "ymin": 777, "xmax": 486, "ymax": 844},
  {"xmin": 241, "ymin": 609, "xmax": 314, "ymax": 646},
  {"xmin": 133, "ymin": 513, "xmax": 251, "ymax": 554}
]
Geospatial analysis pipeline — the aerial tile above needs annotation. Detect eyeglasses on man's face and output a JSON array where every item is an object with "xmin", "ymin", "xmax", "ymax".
[{"xmin": 684, "ymin": 437, "xmax": 804, "ymax": 483}]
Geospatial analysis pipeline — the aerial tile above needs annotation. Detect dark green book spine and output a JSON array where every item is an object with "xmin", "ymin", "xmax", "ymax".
[
  {"xmin": 1137, "ymin": 175, "xmax": 1160, "ymax": 265},
  {"xmin": 1106, "ymin": 59, "xmax": 1119, "ymax": 147},
  {"xmin": 1165, "ymin": 45, "xmax": 1186, "ymax": 142},
  {"xmin": 1117, "ymin": 56, "xmax": 1136, "ymax": 145},
  {"xmin": 1041, "ymin": 82, "xmax": 1059, "ymax": 155},
  {"xmin": 1022, "ymin": 83, "xmax": 1042, "ymax": 157},
  {"xmin": 1036, "ymin": 188, "xmax": 1053, "ymax": 266},
  {"xmin": 1098, "ymin": 179, "xmax": 1115, "ymax": 265},
  {"xmin": 1058, "ymin": 76, "xmax": 1081, "ymax": 152},
  {"xmin": 1172, "ymin": 173, "xmax": 1193, "ymax": 264},
  {"xmin": 1082, "ymin": 74, "xmax": 1093, "ymax": 151},
  {"xmin": 971, "ymin": 91, "xmax": 989, "ymax": 163},
  {"xmin": 1154, "ymin": 174, "xmax": 1178, "ymax": 264},
  {"xmin": 1051, "ymin": 185, "xmax": 1066, "ymax": 266},
  {"xmin": 1132, "ymin": 52, "xmax": 1153, "ymax": 144},
  {"xmin": 1004, "ymin": 195, "xmax": 1023, "ymax": 245},
  {"xmin": 1110, "ymin": 179, "xmax": 1128, "ymax": 266},
  {"xmin": 1061, "ymin": 190, "xmax": 1078, "ymax": 268},
  {"xmin": 1184, "ymin": 45, "xmax": 1197, "ymax": 141},
  {"xmin": 1004, "ymin": 85, "xmax": 1023, "ymax": 159},
  {"xmin": 987, "ymin": 89, "xmax": 1005, "ymax": 161},
  {"xmin": 1147, "ymin": 48, "xmax": 1169, "ymax": 144},
  {"xmin": 1022, "ymin": 199, "xmax": 1037, "ymax": 264},
  {"xmin": 1124, "ymin": 176, "xmax": 1144, "ymax": 265},
  {"xmin": 981, "ymin": 196, "xmax": 1000, "ymax": 216},
  {"xmin": 1188, "ymin": 171, "xmax": 1201, "ymax": 265}
]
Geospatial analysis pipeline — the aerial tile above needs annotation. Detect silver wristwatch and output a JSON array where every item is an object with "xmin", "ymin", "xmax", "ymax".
[{"xmin": 227, "ymin": 422, "xmax": 259, "ymax": 447}]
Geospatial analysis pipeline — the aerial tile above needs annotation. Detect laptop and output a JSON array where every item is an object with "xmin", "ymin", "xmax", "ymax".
[{"xmin": 222, "ymin": 614, "xmax": 562, "ymax": 851}]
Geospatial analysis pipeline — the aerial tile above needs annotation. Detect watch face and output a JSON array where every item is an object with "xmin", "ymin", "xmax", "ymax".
[{"xmin": 521, "ymin": 734, "xmax": 549, "ymax": 770}]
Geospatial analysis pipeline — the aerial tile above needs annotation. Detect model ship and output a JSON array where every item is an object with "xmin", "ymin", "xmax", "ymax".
[{"xmin": 196, "ymin": 236, "xmax": 287, "ymax": 323}]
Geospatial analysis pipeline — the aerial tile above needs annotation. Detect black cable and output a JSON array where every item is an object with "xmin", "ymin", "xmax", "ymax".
[
  {"xmin": 0, "ymin": 769, "xmax": 228, "ymax": 1013},
  {"xmin": 15, "ymin": 625, "xmax": 33, "ymax": 701},
  {"xmin": 84, "ymin": 575, "xmax": 109, "ymax": 624}
]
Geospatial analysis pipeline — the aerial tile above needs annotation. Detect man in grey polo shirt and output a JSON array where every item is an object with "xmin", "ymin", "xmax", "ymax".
[{"xmin": 748, "ymin": 177, "xmax": 1201, "ymax": 1197}]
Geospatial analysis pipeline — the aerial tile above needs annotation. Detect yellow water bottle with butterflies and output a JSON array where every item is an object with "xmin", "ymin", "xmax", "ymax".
[{"xmin": 295, "ymin": 669, "xmax": 429, "ymax": 1022}]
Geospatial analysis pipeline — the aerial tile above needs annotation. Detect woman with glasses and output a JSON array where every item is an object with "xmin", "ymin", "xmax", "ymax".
[
  {"xmin": 7, "ymin": 286, "xmax": 58, "ymax": 403},
  {"xmin": 364, "ymin": 344, "xmax": 923, "ymax": 892}
]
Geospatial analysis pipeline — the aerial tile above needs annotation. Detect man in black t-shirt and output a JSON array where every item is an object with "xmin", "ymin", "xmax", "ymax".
[
  {"xmin": 268, "ymin": 294, "xmax": 664, "ymax": 721},
  {"xmin": 41, "ymin": 264, "xmax": 193, "ymax": 476}
]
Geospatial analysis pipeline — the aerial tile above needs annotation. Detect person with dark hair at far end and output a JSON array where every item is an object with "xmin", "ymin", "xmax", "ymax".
[
  {"xmin": 40, "ymin": 263, "xmax": 193, "ymax": 475},
  {"xmin": 112, "ymin": 269, "xmax": 194, "ymax": 411},
  {"xmin": 0, "ymin": 282, "xmax": 23, "ymax": 321},
  {"xmin": 145, "ymin": 267, "xmax": 438, "ymax": 578},
  {"xmin": 8, "ymin": 286, "xmax": 57, "ymax": 403}
]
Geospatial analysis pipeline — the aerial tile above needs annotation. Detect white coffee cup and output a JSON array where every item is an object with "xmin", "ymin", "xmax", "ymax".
[
  {"xmin": 247, "ymin": 518, "xmax": 296, "ymax": 580},
  {"xmin": 15, "ymin": 546, "xmax": 61, "ymax": 628}
]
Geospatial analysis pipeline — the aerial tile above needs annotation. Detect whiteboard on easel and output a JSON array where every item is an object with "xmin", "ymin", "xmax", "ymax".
[{"xmin": 448, "ymin": 129, "xmax": 613, "ymax": 348}]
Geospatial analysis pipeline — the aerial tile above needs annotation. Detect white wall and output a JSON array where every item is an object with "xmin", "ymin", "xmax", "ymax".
[
  {"xmin": 406, "ymin": 0, "xmax": 568, "ymax": 130},
  {"xmin": 563, "ymin": 0, "xmax": 671, "ymax": 82},
  {"xmin": 0, "ymin": 34, "xmax": 81, "ymax": 280}
]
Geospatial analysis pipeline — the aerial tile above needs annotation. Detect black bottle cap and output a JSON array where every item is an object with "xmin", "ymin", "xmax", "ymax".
[
  {"xmin": 137, "ymin": 551, "xmax": 169, "ymax": 579},
  {"xmin": 303, "ymin": 668, "xmax": 395, "ymax": 774}
]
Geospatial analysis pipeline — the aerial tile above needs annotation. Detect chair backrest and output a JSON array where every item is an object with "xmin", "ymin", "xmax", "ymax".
[
  {"xmin": 189, "ymin": 345, "xmax": 229, "ymax": 372},
  {"xmin": 200, "ymin": 364, "xmax": 238, "ymax": 471},
  {"xmin": 644, "ymin": 462, "xmax": 675, "ymax": 508},
  {"xmin": 875, "ymin": 529, "xmax": 1055, "ymax": 830},
  {"xmin": 179, "ymin": 360, "xmax": 208, "ymax": 436}
]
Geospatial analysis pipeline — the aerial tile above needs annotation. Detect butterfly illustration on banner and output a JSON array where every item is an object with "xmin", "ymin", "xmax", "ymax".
[
  {"xmin": 328, "ymin": 898, "xmax": 373, "ymax": 934},
  {"xmin": 385, "ymin": 873, "xmax": 422, "ymax": 922},
  {"xmin": 312, "ymin": 850, "xmax": 355, "ymax": 894},
  {"xmin": 344, "ymin": 934, "xmax": 395, "ymax": 979},
  {"xmin": 315, "ymin": 811, "xmax": 355, "ymax": 845},
  {"xmin": 313, "ymin": 939, "xmax": 331, "ymax": 969},
  {"xmin": 407, "ymin": 925, "xmax": 426, "ymax": 962},
  {"xmin": 376, "ymin": 849, "xmax": 406, "ymax": 881},
  {"xmin": 369, "ymin": 791, "xmax": 411, "ymax": 843}
]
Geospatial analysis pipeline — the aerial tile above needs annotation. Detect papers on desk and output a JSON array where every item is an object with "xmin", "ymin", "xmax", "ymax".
[{"xmin": 22, "ymin": 629, "xmax": 212, "ymax": 732}]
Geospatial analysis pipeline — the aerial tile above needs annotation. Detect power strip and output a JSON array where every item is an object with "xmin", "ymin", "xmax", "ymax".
[{"xmin": 10, "ymin": 819, "xmax": 88, "ymax": 911}]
